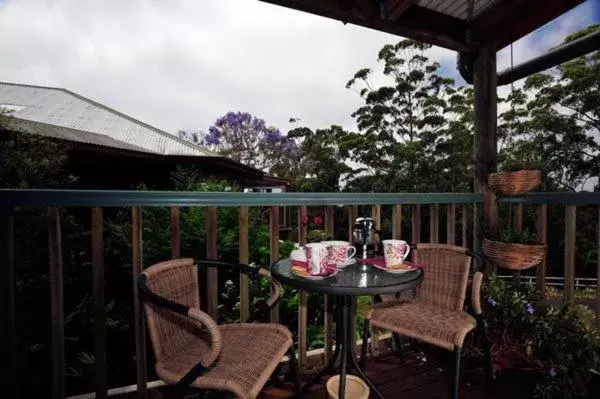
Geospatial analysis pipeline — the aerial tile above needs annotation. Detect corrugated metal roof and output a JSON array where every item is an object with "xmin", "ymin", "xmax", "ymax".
[
  {"xmin": 0, "ymin": 82, "xmax": 218, "ymax": 157},
  {"xmin": 416, "ymin": 0, "xmax": 500, "ymax": 20}
]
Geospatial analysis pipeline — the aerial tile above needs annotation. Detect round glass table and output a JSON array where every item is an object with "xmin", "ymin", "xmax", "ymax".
[{"xmin": 271, "ymin": 259, "xmax": 424, "ymax": 399}]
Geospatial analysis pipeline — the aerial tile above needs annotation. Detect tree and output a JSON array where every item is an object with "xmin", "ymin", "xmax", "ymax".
[
  {"xmin": 345, "ymin": 39, "xmax": 474, "ymax": 192},
  {"xmin": 181, "ymin": 111, "xmax": 300, "ymax": 172}
]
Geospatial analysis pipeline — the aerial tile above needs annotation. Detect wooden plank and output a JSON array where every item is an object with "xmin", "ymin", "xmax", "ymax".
[
  {"xmin": 447, "ymin": 204, "xmax": 456, "ymax": 245},
  {"xmin": 270, "ymin": 206, "xmax": 280, "ymax": 323},
  {"xmin": 239, "ymin": 207, "xmax": 249, "ymax": 323},
  {"xmin": 298, "ymin": 205, "xmax": 308, "ymax": 371},
  {"xmin": 536, "ymin": 204, "xmax": 548, "ymax": 299},
  {"xmin": 429, "ymin": 204, "xmax": 439, "ymax": 243},
  {"xmin": 597, "ymin": 207, "xmax": 600, "ymax": 329},
  {"xmin": 323, "ymin": 205, "xmax": 334, "ymax": 364},
  {"xmin": 206, "ymin": 207, "xmax": 218, "ymax": 320},
  {"xmin": 348, "ymin": 205, "xmax": 357, "ymax": 242},
  {"xmin": 48, "ymin": 207, "xmax": 65, "ymax": 399},
  {"xmin": 131, "ymin": 207, "xmax": 147, "ymax": 399},
  {"xmin": 512, "ymin": 204, "xmax": 524, "ymax": 282},
  {"xmin": 412, "ymin": 205, "xmax": 421, "ymax": 244},
  {"xmin": 386, "ymin": 0, "xmax": 412, "ymax": 21},
  {"xmin": 0, "ymin": 208, "xmax": 16, "ymax": 399},
  {"xmin": 372, "ymin": 204, "xmax": 381, "ymax": 230},
  {"xmin": 393, "ymin": 204, "xmax": 402, "ymax": 239},
  {"xmin": 170, "ymin": 207, "xmax": 181, "ymax": 258},
  {"xmin": 324, "ymin": 205, "xmax": 334, "ymax": 237},
  {"xmin": 462, "ymin": 205, "xmax": 468, "ymax": 247},
  {"xmin": 91, "ymin": 208, "xmax": 107, "ymax": 399},
  {"xmin": 564, "ymin": 205, "xmax": 576, "ymax": 302}
]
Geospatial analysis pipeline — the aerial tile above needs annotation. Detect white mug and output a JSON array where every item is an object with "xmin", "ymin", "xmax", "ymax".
[
  {"xmin": 322, "ymin": 240, "xmax": 356, "ymax": 265},
  {"xmin": 382, "ymin": 239, "xmax": 410, "ymax": 267},
  {"xmin": 304, "ymin": 242, "xmax": 330, "ymax": 275}
]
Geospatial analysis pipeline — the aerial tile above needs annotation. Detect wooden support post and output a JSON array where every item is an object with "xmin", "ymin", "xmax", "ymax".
[
  {"xmin": 131, "ymin": 207, "xmax": 146, "ymax": 399},
  {"xmin": 474, "ymin": 45, "xmax": 498, "ymax": 266},
  {"xmin": 429, "ymin": 204, "xmax": 439, "ymax": 243},
  {"xmin": 48, "ymin": 208, "xmax": 65, "ymax": 399},
  {"xmin": 170, "ymin": 207, "xmax": 181, "ymax": 259},
  {"xmin": 349, "ymin": 206, "xmax": 357, "ymax": 242},
  {"xmin": 239, "ymin": 207, "xmax": 249, "ymax": 323},
  {"xmin": 206, "ymin": 207, "xmax": 218, "ymax": 320},
  {"xmin": 597, "ymin": 207, "xmax": 600, "ymax": 329},
  {"xmin": 564, "ymin": 205, "xmax": 576, "ymax": 302},
  {"xmin": 325, "ymin": 205, "xmax": 334, "ymax": 237},
  {"xmin": 270, "ymin": 206, "xmax": 280, "ymax": 323},
  {"xmin": 0, "ymin": 208, "xmax": 16, "ymax": 399},
  {"xmin": 512, "ymin": 204, "xmax": 524, "ymax": 282},
  {"xmin": 92, "ymin": 208, "xmax": 107, "ymax": 399},
  {"xmin": 412, "ymin": 205, "xmax": 421, "ymax": 244},
  {"xmin": 393, "ymin": 204, "xmax": 402, "ymax": 239},
  {"xmin": 462, "ymin": 205, "xmax": 468, "ymax": 247},
  {"xmin": 447, "ymin": 204, "xmax": 456, "ymax": 245},
  {"xmin": 324, "ymin": 206, "xmax": 335, "ymax": 364},
  {"xmin": 536, "ymin": 204, "xmax": 548, "ymax": 299},
  {"xmin": 298, "ymin": 206, "xmax": 308, "ymax": 371}
]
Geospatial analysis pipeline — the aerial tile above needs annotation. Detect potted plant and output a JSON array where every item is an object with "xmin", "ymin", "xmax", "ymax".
[
  {"xmin": 488, "ymin": 162, "xmax": 541, "ymax": 196},
  {"xmin": 483, "ymin": 227, "xmax": 546, "ymax": 270},
  {"xmin": 302, "ymin": 214, "xmax": 333, "ymax": 243}
]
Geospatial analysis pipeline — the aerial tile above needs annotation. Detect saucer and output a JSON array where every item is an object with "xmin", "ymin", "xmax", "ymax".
[
  {"xmin": 291, "ymin": 265, "xmax": 339, "ymax": 280},
  {"xmin": 336, "ymin": 257, "xmax": 356, "ymax": 268}
]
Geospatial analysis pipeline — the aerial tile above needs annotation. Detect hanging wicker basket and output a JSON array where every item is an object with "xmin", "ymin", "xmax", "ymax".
[
  {"xmin": 488, "ymin": 170, "xmax": 541, "ymax": 196},
  {"xmin": 483, "ymin": 239, "xmax": 546, "ymax": 270}
]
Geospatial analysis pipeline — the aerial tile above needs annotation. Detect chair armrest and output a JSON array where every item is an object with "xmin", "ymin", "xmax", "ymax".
[
  {"xmin": 471, "ymin": 271, "xmax": 484, "ymax": 315},
  {"xmin": 196, "ymin": 260, "xmax": 282, "ymax": 308},
  {"xmin": 138, "ymin": 274, "xmax": 222, "ymax": 367}
]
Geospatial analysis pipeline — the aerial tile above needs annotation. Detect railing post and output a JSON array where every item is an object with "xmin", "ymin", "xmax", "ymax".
[
  {"xmin": 412, "ymin": 204, "xmax": 421, "ymax": 244},
  {"xmin": 206, "ymin": 207, "xmax": 218, "ymax": 320},
  {"xmin": 270, "ymin": 206, "xmax": 279, "ymax": 323},
  {"xmin": 0, "ymin": 207, "xmax": 16, "ymax": 399},
  {"xmin": 447, "ymin": 204, "xmax": 456, "ymax": 245},
  {"xmin": 298, "ymin": 205, "xmax": 308, "ymax": 372},
  {"xmin": 462, "ymin": 205, "xmax": 468, "ymax": 247},
  {"xmin": 170, "ymin": 207, "xmax": 181, "ymax": 259},
  {"xmin": 131, "ymin": 207, "xmax": 147, "ymax": 399},
  {"xmin": 512, "ymin": 204, "xmax": 524, "ymax": 282},
  {"xmin": 597, "ymin": 206, "xmax": 600, "ymax": 329},
  {"xmin": 92, "ymin": 208, "xmax": 107, "ymax": 399},
  {"xmin": 324, "ymin": 206, "xmax": 335, "ymax": 364},
  {"xmin": 536, "ymin": 204, "xmax": 548, "ymax": 299},
  {"xmin": 239, "ymin": 207, "xmax": 249, "ymax": 323},
  {"xmin": 429, "ymin": 204, "xmax": 439, "ymax": 243},
  {"xmin": 564, "ymin": 205, "xmax": 576, "ymax": 302},
  {"xmin": 393, "ymin": 204, "xmax": 402, "ymax": 239},
  {"xmin": 48, "ymin": 208, "xmax": 65, "ymax": 399}
]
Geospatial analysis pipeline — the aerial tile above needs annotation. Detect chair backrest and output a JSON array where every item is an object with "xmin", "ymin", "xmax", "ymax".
[
  {"xmin": 413, "ymin": 244, "xmax": 472, "ymax": 311},
  {"xmin": 141, "ymin": 258, "xmax": 201, "ymax": 363}
]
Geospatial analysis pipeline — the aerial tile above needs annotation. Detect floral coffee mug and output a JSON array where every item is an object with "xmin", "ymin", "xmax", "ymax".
[
  {"xmin": 382, "ymin": 239, "xmax": 410, "ymax": 267},
  {"xmin": 322, "ymin": 241, "xmax": 356, "ymax": 265},
  {"xmin": 304, "ymin": 242, "xmax": 331, "ymax": 275}
]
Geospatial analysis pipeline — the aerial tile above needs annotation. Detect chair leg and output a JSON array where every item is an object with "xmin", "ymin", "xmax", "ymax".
[
  {"xmin": 451, "ymin": 346, "xmax": 461, "ymax": 399},
  {"xmin": 359, "ymin": 318, "xmax": 370, "ymax": 369},
  {"xmin": 476, "ymin": 315, "xmax": 494, "ymax": 381},
  {"xmin": 287, "ymin": 344, "xmax": 302, "ymax": 397}
]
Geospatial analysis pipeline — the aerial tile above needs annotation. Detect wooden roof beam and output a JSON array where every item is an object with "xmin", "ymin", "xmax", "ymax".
[{"xmin": 386, "ymin": 0, "xmax": 414, "ymax": 21}]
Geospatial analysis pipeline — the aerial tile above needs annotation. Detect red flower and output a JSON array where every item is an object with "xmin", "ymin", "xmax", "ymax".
[
  {"xmin": 313, "ymin": 216, "xmax": 323, "ymax": 225},
  {"xmin": 302, "ymin": 215, "xmax": 309, "ymax": 225}
]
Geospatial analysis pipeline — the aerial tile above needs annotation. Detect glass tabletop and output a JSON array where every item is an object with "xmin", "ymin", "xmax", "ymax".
[{"xmin": 270, "ymin": 258, "xmax": 424, "ymax": 296}]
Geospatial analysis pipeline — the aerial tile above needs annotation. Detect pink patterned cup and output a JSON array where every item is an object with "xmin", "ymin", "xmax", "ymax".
[
  {"xmin": 322, "ymin": 241, "xmax": 356, "ymax": 265},
  {"xmin": 304, "ymin": 243, "xmax": 331, "ymax": 275},
  {"xmin": 382, "ymin": 239, "xmax": 410, "ymax": 267}
]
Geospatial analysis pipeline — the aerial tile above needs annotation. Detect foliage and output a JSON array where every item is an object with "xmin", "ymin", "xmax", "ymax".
[
  {"xmin": 181, "ymin": 111, "xmax": 300, "ymax": 172},
  {"xmin": 483, "ymin": 274, "xmax": 600, "ymax": 396},
  {"xmin": 497, "ymin": 227, "xmax": 539, "ymax": 245}
]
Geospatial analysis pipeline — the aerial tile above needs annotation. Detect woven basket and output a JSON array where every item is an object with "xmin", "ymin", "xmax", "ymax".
[
  {"xmin": 483, "ymin": 239, "xmax": 546, "ymax": 270},
  {"xmin": 488, "ymin": 170, "xmax": 541, "ymax": 195}
]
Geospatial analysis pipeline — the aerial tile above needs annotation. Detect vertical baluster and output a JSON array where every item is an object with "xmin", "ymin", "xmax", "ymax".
[
  {"xmin": 298, "ymin": 206, "xmax": 308, "ymax": 371},
  {"xmin": 92, "ymin": 208, "xmax": 107, "ymax": 399},
  {"xmin": 170, "ymin": 207, "xmax": 181, "ymax": 258},
  {"xmin": 412, "ymin": 204, "xmax": 421, "ymax": 244},
  {"xmin": 564, "ymin": 205, "xmax": 576, "ymax": 302},
  {"xmin": 270, "ymin": 206, "xmax": 280, "ymax": 323},
  {"xmin": 462, "ymin": 205, "xmax": 468, "ymax": 248},
  {"xmin": 370, "ymin": 205, "xmax": 382, "ymax": 350},
  {"xmin": 0, "ymin": 207, "xmax": 16, "ymax": 399},
  {"xmin": 536, "ymin": 204, "xmax": 548, "ymax": 299},
  {"xmin": 239, "ymin": 207, "xmax": 249, "ymax": 323},
  {"xmin": 206, "ymin": 207, "xmax": 218, "ymax": 320},
  {"xmin": 324, "ymin": 206, "xmax": 334, "ymax": 364},
  {"xmin": 597, "ymin": 206, "xmax": 600, "ymax": 328},
  {"xmin": 512, "ymin": 204, "xmax": 524, "ymax": 282},
  {"xmin": 48, "ymin": 208, "xmax": 65, "ymax": 399},
  {"xmin": 447, "ymin": 204, "xmax": 456, "ymax": 245},
  {"xmin": 131, "ymin": 207, "xmax": 146, "ymax": 398},
  {"xmin": 348, "ymin": 206, "xmax": 356, "ymax": 242},
  {"xmin": 429, "ymin": 204, "xmax": 439, "ymax": 243},
  {"xmin": 393, "ymin": 204, "xmax": 402, "ymax": 239}
]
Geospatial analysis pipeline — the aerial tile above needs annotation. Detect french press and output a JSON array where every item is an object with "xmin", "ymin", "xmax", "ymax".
[{"xmin": 352, "ymin": 217, "xmax": 381, "ymax": 259}]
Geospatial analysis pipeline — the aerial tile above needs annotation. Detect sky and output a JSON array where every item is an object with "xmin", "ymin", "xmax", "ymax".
[{"xmin": 0, "ymin": 0, "xmax": 599, "ymax": 136}]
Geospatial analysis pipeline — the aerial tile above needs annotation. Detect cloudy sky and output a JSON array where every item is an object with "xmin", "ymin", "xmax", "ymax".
[{"xmin": 0, "ymin": 0, "xmax": 599, "ymax": 136}]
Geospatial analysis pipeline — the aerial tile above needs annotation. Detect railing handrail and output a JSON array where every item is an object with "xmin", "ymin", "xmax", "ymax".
[
  {"xmin": 0, "ymin": 189, "xmax": 482, "ymax": 207},
  {"xmin": 500, "ymin": 191, "xmax": 600, "ymax": 204}
]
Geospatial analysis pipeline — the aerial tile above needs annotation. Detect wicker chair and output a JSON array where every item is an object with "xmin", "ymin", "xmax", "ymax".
[
  {"xmin": 139, "ymin": 258, "xmax": 300, "ymax": 399},
  {"xmin": 360, "ymin": 244, "xmax": 491, "ymax": 399}
]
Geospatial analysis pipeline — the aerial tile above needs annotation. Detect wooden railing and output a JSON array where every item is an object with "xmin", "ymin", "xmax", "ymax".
[{"xmin": 1, "ymin": 189, "xmax": 599, "ymax": 398}]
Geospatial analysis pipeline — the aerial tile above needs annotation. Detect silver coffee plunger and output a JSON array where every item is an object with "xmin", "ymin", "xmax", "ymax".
[{"xmin": 352, "ymin": 217, "xmax": 380, "ymax": 259}]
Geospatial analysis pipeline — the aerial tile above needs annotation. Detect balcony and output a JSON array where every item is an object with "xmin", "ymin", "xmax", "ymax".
[{"xmin": 0, "ymin": 189, "xmax": 598, "ymax": 398}]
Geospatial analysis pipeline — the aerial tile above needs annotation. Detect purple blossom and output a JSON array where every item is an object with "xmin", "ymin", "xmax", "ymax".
[
  {"xmin": 549, "ymin": 368, "xmax": 556, "ymax": 377},
  {"xmin": 487, "ymin": 297, "xmax": 497, "ymax": 307},
  {"xmin": 526, "ymin": 304, "xmax": 534, "ymax": 315}
]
